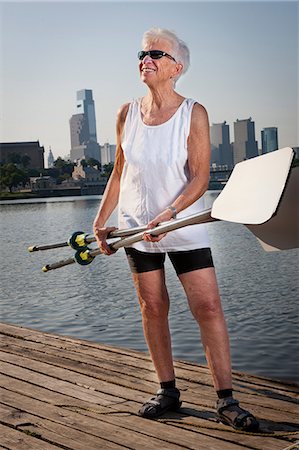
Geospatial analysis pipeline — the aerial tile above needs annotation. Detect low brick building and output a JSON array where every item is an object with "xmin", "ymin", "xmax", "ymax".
[{"xmin": 0, "ymin": 141, "xmax": 45, "ymax": 169}]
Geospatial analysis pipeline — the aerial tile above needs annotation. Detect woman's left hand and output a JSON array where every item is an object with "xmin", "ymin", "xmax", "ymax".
[{"xmin": 143, "ymin": 208, "xmax": 174, "ymax": 243}]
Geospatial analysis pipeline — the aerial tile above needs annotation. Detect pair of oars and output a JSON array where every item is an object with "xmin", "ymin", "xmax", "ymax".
[
  {"xmin": 29, "ymin": 210, "xmax": 215, "ymax": 271},
  {"xmin": 28, "ymin": 147, "xmax": 296, "ymax": 272}
]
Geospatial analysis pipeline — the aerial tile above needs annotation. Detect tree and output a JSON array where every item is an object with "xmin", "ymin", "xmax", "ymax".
[
  {"xmin": 86, "ymin": 158, "xmax": 101, "ymax": 170},
  {"xmin": 0, "ymin": 163, "xmax": 28, "ymax": 192},
  {"xmin": 53, "ymin": 157, "xmax": 75, "ymax": 177},
  {"xmin": 103, "ymin": 162, "xmax": 114, "ymax": 178}
]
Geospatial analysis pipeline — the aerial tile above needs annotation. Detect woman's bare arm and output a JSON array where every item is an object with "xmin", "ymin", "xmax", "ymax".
[{"xmin": 92, "ymin": 102, "xmax": 129, "ymax": 253}]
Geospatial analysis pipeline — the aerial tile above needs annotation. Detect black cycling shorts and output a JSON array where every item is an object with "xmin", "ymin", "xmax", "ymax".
[{"xmin": 125, "ymin": 247, "xmax": 214, "ymax": 275}]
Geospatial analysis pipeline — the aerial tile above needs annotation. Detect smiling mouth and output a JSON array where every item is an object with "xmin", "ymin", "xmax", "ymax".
[{"xmin": 142, "ymin": 67, "xmax": 156, "ymax": 73}]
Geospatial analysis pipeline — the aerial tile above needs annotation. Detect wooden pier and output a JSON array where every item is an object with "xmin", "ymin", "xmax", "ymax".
[{"xmin": 0, "ymin": 323, "xmax": 298, "ymax": 450}]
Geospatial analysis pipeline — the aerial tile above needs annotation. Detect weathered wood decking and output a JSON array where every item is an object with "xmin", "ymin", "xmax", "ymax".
[{"xmin": 0, "ymin": 323, "xmax": 298, "ymax": 450}]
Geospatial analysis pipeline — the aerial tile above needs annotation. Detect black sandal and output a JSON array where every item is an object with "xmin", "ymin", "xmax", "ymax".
[
  {"xmin": 138, "ymin": 387, "xmax": 182, "ymax": 419},
  {"xmin": 216, "ymin": 397, "xmax": 259, "ymax": 431}
]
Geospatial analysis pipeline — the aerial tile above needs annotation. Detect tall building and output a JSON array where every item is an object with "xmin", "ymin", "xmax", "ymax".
[
  {"xmin": 233, "ymin": 117, "xmax": 258, "ymax": 164},
  {"xmin": 48, "ymin": 147, "xmax": 55, "ymax": 168},
  {"xmin": 261, "ymin": 127, "xmax": 278, "ymax": 154},
  {"xmin": 69, "ymin": 89, "xmax": 101, "ymax": 162},
  {"xmin": 210, "ymin": 121, "xmax": 233, "ymax": 169},
  {"xmin": 101, "ymin": 142, "xmax": 116, "ymax": 166}
]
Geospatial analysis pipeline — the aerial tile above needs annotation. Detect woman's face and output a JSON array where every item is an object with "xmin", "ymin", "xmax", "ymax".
[{"xmin": 139, "ymin": 38, "xmax": 179, "ymax": 87}]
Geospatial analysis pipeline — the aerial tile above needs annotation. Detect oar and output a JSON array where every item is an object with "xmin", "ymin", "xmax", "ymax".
[
  {"xmin": 42, "ymin": 210, "xmax": 215, "ymax": 272},
  {"xmin": 28, "ymin": 226, "xmax": 147, "ymax": 253},
  {"xmin": 40, "ymin": 147, "xmax": 295, "ymax": 272}
]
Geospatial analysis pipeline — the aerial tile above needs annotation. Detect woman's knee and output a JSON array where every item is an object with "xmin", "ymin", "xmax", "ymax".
[
  {"xmin": 138, "ymin": 293, "xmax": 169, "ymax": 319},
  {"xmin": 189, "ymin": 293, "xmax": 223, "ymax": 321},
  {"xmin": 133, "ymin": 271, "xmax": 169, "ymax": 319}
]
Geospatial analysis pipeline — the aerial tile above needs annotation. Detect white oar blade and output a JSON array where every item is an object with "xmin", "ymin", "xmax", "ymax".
[{"xmin": 211, "ymin": 147, "xmax": 294, "ymax": 224}]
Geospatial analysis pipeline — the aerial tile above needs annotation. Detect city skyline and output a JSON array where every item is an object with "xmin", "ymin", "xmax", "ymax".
[{"xmin": 1, "ymin": 2, "xmax": 298, "ymax": 159}]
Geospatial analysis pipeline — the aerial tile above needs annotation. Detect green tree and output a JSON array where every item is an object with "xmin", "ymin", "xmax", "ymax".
[
  {"xmin": 103, "ymin": 162, "xmax": 114, "ymax": 178},
  {"xmin": 0, "ymin": 163, "xmax": 28, "ymax": 192},
  {"xmin": 53, "ymin": 157, "xmax": 75, "ymax": 177},
  {"xmin": 86, "ymin": 158, "xmax": 101, "ymax": 170}
]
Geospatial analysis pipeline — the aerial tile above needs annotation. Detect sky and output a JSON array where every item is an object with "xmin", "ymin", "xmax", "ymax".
[{"xmin": 0, "ymin": 1, "xmax": 298, "ymax": 161}]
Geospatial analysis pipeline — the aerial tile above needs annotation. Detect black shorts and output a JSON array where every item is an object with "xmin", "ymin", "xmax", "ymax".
[{"xmin": 125, "ymin": 247, "xmax": 214, "ymax": 275}]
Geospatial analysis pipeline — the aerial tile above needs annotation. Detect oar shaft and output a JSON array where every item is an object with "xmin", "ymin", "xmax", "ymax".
[{"xmin": 111, "ymin": 209, "xmax": 215, "ymax": 250}]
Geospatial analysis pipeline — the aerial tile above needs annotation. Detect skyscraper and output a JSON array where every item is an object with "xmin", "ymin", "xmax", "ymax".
[
  {"xmin": 48, "ymin": 147, "xmax": 54, "ymax": 168},
  {"xmin": 233, "ymin": 117, "xmax": 258, "ymax": 164},
  {"xmin": 69, "ymin": 89, "xmax": 101, "ymax": 162},
  {"xmin": 261, "ymin": 127, "xmax": 278, "ymax": 154},
  {"xmin": 210, "ymin": 121, "xmax": 233, "ymax": 169},
  {"xmin": 101, "ymin": 142, "xmax": 116, "ymax": 166}
]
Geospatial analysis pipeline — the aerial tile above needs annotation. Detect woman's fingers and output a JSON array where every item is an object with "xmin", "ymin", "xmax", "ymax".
[{"xmin": 93, "ymin": 226, "xmax": 118, "ymax": 255}]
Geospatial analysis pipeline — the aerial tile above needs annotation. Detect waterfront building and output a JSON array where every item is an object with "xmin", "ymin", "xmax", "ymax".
[
  {"xmin": 72, "ymin": 159, "xmax": 103, "ymax": 183},
  {"xmin": 210, "ymin": 122, "xmax": 233, "ymax": 169},
  {"xmin": 0, "ymin": 141, "xmax": 44, "ymax": 169},
  {"xmin": 232, "ymin": 118, "xmax": 258, "ymax": 164},
  {"xmin": 261, "ymin": 127, "xmax": 278, "ymax": 154},
  {"xmin": 101, "ymin": 142, "xmax": 116, "ymax": 166},
  {"xmin": 69, "ymin": 89, "xmax": 101, "ymax": 163},
  {"xmin": 48, "ymin": 147, "xmax": 55, "ymax": 168}
]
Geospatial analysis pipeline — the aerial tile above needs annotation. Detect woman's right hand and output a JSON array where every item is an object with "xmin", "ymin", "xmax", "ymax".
[{"xmin": 93, "ymin": 225, "xmax": 118, "ymax": 256}]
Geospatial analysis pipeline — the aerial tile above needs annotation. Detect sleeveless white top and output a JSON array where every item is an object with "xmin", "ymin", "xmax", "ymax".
[{"xmin": 118, "ymin": 97, "xmax": 210, "ymax": 252}]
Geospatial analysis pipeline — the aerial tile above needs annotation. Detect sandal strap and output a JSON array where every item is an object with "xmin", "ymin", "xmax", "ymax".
[
  {"xmin": 216, "ymin": 396, "xmax": 239, "ymax": 413},
  {"xmin": 156, "ymin": 388, "xmax": 180, "ymax": 399}
]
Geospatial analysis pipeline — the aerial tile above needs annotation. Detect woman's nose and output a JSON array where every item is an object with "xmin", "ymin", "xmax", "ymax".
[{"xmin": 142, "ymin": 54, "xmax": 154, "ymax": 63}]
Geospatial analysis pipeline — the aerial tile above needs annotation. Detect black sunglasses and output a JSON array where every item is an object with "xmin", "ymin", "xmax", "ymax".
[{"xmin": 138, "ymin": 50, "xmax": 176, "ymax": 62}]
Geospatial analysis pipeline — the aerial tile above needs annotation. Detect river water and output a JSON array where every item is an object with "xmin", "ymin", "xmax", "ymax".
[{"xmin": 0, "ymin": 193, "xmax": 298, "ymax": 383}]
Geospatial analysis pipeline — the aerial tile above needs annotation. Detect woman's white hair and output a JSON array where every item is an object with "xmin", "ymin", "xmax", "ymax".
[{"xmin": 142, "ymin": 27, "xmax": 190, "ymax": 83}]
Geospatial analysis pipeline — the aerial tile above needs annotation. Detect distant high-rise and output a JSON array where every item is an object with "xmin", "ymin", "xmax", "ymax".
[
  {"xmin": 261, "ymin": 127, "xmax": 278, "ymax": 154},
  {"xmin": 233, "ymin": 117, "xmax": 258, "ymax": 164},
  {"xmin": 210, "ymin": 121, "xmax": 233, "ymax": 169},
  {"xmin": 48, "ymin": 147, "xmax": 54, "ymax": 168},
  {"xmin": 101, "ymin": 142, "xmax": 116, "ymax": 166},
  {"xmin": 69, "ymin": 89, "xmax": 101, "ymax": 162}
]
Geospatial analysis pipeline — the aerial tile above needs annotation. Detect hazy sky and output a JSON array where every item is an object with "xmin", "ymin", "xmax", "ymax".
[{"xmin": 1, "ymin": 1, "xmax": 298, "ymax": 160}]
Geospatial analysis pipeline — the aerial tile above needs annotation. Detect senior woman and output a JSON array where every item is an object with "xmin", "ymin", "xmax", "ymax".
[{"xmin": 93, "ymin": 28, "xmax": 259, "ymax": 431}]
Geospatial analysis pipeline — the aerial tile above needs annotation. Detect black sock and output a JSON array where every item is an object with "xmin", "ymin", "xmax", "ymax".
[
  {"xmin": 217, "ymin": 389, "xmax": 233, "ymax": 399},
  {"xmin": 160, "ymin": 379, "xmax": 176, "ymax": 390}
]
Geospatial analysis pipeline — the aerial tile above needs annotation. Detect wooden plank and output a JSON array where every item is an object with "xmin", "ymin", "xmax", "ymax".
[
  {"xmin": 1, "ymin": 323, "xmax": 298, "ymax": 450},
  {"xmin": 4, "ymin": 332, "xmax": 298, "ymax": 403},
  {"xmin": 0, "ymin": 404, "xmax": 127, "ymax": 450},
  {"xmin": 1, "ymin": 360, "xmax": 298, "ymax": 449},
  {"xmin": 1, "ymin": 375, "xmax": 296, "ymax": 450},
  {"xmin": 1, "ymin": 322, "xmax": 298, "ymax": 394},
  {"xmin": 0, "ymin": 387, "xmax": 250, "ymax": 450},
  {"xmin": 1, "ymin": 343, "xmax": 298, "ymax": 421},
  {"xmin": 0, "ymin": 422, "xmax": 61, "ymax": 450}
]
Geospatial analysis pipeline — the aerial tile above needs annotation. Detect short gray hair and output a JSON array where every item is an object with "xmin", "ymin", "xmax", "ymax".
[{"xmin": 142, "ymin": 28, "xmax": 190, "ymax": 82}]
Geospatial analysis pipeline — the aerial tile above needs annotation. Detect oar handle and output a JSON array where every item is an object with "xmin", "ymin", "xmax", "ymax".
[
  {"xmin": 28, "ymin": 242, "xmax": 68, "ymax": 252},
  {"xmin": 42, "ymin": 256, "xmax": 76, "ymax": 272}
]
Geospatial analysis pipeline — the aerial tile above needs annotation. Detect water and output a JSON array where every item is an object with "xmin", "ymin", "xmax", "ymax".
[{"xmin": 0, "ymin": 193, "xmax": 298, "ymax": 383}]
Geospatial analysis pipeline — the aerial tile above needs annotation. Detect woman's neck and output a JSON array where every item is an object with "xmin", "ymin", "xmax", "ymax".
[{"xmin": 143, "ymin": 86, "xmax": 183, "ymax": 111}]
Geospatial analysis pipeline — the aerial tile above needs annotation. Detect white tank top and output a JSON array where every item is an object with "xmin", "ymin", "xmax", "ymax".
[{"xmin": 118, "ymin": 97, "xmax": 210, "ymax": 252}]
